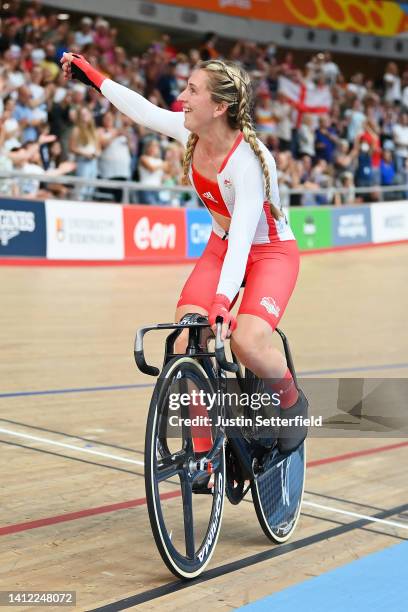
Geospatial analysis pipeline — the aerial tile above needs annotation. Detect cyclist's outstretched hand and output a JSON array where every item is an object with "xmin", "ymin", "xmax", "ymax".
[
  {"xmin": 60, "ymin": 52, "xmax": 105, "ymax": 92},
  {"xmin": 209, "ymin": 294, "xmax": 237, "ymax": 340}
]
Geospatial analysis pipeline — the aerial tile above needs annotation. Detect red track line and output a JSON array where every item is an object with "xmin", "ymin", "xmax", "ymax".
[
  {"xmin": 2, "ymin": 440, "xmax": 408, "ymax": 537},
  {"xmin": 306, "ymin": 440, "xmax": 408, "ymax": 467},
  {"xmin": 0, "ymin": 490, "xmax": 180, "ymax": 536},
  {"xmin": 1, "ymin": 239, "xmax": 407, "ymax": 267}
]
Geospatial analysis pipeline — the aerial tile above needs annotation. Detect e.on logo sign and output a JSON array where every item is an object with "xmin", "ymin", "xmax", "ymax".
[
  {"xmin": 134, "ymin": 216, "xmax": 175, "ymax": 250},
  {"xmin": 124, "ymin": 206, "xmax": 186, "ymax": 260}
]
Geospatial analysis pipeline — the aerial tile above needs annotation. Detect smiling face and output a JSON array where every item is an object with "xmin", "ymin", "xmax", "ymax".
[{"xmin": 178, "ymin": 69, "xmax": 226, "ymax": 134}]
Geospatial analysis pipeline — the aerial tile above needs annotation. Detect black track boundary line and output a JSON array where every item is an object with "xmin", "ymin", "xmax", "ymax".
[
  {"xmin": 0, "ymin": 417, "xmax": 143, "ymax": 455},
  {"xmin": 0, "ymin": 439, "xmax": 143, "ymax": 477},
  {"xmin": 299, "ymin": 512, "xmax": 405, "ymax": 541},
  {"xmin": 88, "ymin": 501, "xmax": 408, "ymax": 611}
]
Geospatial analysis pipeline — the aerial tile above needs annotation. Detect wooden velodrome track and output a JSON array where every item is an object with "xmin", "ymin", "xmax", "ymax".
[{"xmin": 1, "ymin": 243, "xmax": 408, "ymax": 611}]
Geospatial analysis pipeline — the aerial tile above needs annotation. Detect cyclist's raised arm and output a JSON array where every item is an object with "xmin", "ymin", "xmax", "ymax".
[{"xmin": 60, "ymin": 53, "xmax": 189, "ymax": 145}]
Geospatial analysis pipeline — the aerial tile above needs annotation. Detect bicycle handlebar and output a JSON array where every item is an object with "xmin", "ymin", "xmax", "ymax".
[
  {"xmin": 134, "ymin": 318, "xmax": 238, "ymax": 376},
  {"xmin": 215, "ymin": 322, "xmax": 238, "ymax": 373}
]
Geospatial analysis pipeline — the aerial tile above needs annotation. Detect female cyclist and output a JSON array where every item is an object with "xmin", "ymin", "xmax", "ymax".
[{"xmin": 61, "ymin": 52, "xmax": 308, "ymax": 454}]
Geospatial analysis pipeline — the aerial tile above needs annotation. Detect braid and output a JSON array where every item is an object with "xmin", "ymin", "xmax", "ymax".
[
  {"xmin": 182, "ymin": 132, "xmax": 198, "ymax": 185},
  {"xmin": 234, "ymin": 81, "xmax": 282, "ymax": 220},
  {"xmin": 199, "ymin": 59, "xmax": 282, "ymax": 221}
]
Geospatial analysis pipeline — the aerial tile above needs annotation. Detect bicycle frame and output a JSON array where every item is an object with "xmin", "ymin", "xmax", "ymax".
[{"xmin": 134, "ymin": 314, "xmax": 299, "ymax": 482}]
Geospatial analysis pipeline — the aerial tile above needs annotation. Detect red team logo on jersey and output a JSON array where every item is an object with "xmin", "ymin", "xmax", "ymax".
[{"xmin": 260, "ymin": 296, "xmax": 280, "ymax": 317}]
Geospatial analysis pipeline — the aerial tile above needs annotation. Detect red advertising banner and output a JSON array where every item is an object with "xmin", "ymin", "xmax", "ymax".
[
  {"xmin": 153, "ymin": 0, "xmax": 408, "ymax": 36},
  {"xmin": 123, "ymin": 205, "xmax": 187, "ymax": 261}
]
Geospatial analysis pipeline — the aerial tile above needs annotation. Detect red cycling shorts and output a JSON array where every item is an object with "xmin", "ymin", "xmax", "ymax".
[{"xmin": 177, "ymin": 232, "xmax": 300, "ymax": 330}]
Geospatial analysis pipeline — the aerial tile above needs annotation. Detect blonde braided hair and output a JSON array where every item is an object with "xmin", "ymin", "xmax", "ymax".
[
  {"xmin": 181, "ymin": 59, "xmax": 282, "ymax": 220},
  {"xmin": 182, "ymin": 132, "xmax": 198, "ymax": 185}
]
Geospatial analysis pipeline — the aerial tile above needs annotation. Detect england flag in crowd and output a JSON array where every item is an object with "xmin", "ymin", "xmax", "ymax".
[{"xmin": 278, "ymin": 76, "xmax": 332, "ymax": 125}]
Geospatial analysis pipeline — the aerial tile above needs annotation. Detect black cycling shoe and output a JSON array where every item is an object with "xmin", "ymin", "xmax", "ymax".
[{"xmin": 277, "ymin": 389, "xmax": 308, "ymax": 455}]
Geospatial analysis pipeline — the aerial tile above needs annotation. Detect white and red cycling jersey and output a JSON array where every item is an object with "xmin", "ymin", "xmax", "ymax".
[{"xmin": 100, "ymin": 80, "xmax": 295, "ymax": 302}]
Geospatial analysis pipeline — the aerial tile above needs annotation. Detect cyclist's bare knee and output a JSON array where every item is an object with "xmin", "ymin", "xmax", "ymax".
[{"xmin": 174, "ymin": 304, "xmax": 208, "ymax": 353}]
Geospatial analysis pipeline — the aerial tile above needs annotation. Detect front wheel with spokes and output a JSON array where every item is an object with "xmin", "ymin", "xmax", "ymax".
[{"xmin": 144, "ymin": 357, "xmax": 226, "ymax": 579}]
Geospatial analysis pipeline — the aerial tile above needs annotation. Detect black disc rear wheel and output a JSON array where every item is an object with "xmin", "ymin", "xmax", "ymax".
[{"xmin": 251, "ymin": 443, "xmax": 306, "ymax": 543}]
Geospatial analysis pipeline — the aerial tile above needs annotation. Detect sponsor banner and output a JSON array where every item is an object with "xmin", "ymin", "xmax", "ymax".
[
  {"xmin": 45, "ymin": 200, "xmax": 124, "ymax": 260},
  {"xmin": 332, "ymin": 206, "xmax": 372, "ymax": 246},
  {"xmin": 288, "ymin": 207, "xmax": 332, "ymax": 250},
  {"xmin": 0, "ymin": 198, "xmax": 46, "ymax": 256},
  {"xmin": 186, "ymin": 209, "xmax": 212, "ymax": 258},
  {"xmin": 371, "ymin": 202, "xmax": 408, "ymax": 244},
  {"xmin": 153, "ymin": 0, "xmax": 408, "ymax": 36},
  {"xmin": 123, "ymin": 205, "xmax": 186, "ymax": 260}
]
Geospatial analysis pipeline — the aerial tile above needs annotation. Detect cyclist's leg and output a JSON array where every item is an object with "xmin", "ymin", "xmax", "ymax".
[
  {"xmin": 231, "ymin": 240, "xmax": 307, "ymax": 452},
  {"xmin": 231, "ymin": 240, "xmax": 299, "ymax": 379}
]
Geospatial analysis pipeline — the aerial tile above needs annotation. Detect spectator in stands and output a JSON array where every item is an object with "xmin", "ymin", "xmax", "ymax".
[
  {"xmin": 160, "ymin": 143, "xmax": 184, "ymax": 206},
  {"xmin": 276, "ymin": 151, "xmax": 300, "ymax": 208},
  {"xmin": 138, "ymin": 138, "xmax": 167, "ymax": 205},
  {"xmin": 97, "ymin": 110, "xmax": 132, "ymax": 202},
  {"xmin": 174, "ymin": 53, "xmax": 190, "ymax": 91},
  {"xmin": 322, "ymin": 52, "xmax": 340, "ymax": 86},
  {"xmin": 41, "ymin": 43, "xmax": 59, "ymax": 80},
  {"xmin": 69, "ymin": 106, "xmax": 100, "ymax": 201},
  {"xmin": 74, "ymin": 17, "xmax": 94, "ymax": 49},
  {"xmin": 392, "ymin": 111, "xmax": 408, "ymax": 174},
  {"xmin": 157, "ymin": 59, "xmax": 180, "ymax": 110},
  {"xmin": 315, "ymin": 114, "xmax": 339, "ymax": 164},
  {"xmin": 9, "ymin": 136, "xmax": 75, "ymax": 198},
  {"xmin": 401, "ymin": 71, "xmax": 408, "ymax": 111},
  {"xmin": 255, "ymin": 87, "xmax": 276, "ymax": 134},
  {"xmin": 1, "ymin": 96, "xmax": 21, "ymax": 151},
  {"xmin": 297, "ymin": 114, "xmax": 315, "ymax": 158},
  {"xmin": 380, "ymin": 148, "xmax": 397, "ymax": 189},
  {"xmin": 345, "ymin": 97, "xmax": 366, "ymax": 144},
  {"xmin": 13, "ymin": 84, "xmax": 46, "ymax": 143},
  {"xmin": 311, "ymin": 158, "xmax": 333, "ymax": 205},
  {"xmin": 333, "ymin": 139, "xmax": 356, "ymax": 179},
  {"xmin": 271, "ymin": 91, "xmax": 292, "ymax": 152},
  {"xmin": 380, "ymin": 103, "xmax": 398, "ymax": 148},
  {"xmin": 357, "ymin": 118, "xmax": 382, "ymax": 185},
  {"xmin": 3, "ymin": 45, "xmax": 25, "ymax": 89},
  {"xmin": 383, "ymin": 62, "xmax": 401, "ymax": 105},
  {"xmin": 200, "ymin": 32, "xmax": 218, "ymax": 61},
  {"xmin": 354, "ymin": 140, "xmax": 373, "ymax": 200},
  {"xmin": 334, "ymin": 171, "xmax": 356, "ymax": 206},
  {"xmin": 347, "ymin": 72, "xmax": 366, "ymax": 101},
  {"xmin": 93, "ymin": 19, "xmax": 115, "ymax": 65}
]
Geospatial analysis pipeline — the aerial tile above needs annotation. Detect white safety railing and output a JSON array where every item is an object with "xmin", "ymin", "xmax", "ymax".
[{"xmin": 0, "ymin": 170, "xmax": 407, "ymax": 206}]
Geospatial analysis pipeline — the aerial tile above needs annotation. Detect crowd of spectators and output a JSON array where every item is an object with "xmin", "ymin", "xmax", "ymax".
[{"xmin": 1, "ymin": 1, "xmax": 408, "ymax": 206}]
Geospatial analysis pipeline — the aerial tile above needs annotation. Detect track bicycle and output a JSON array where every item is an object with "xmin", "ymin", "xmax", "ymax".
[{"xmin": 134, "ymin": 313, "xmax": 306, "ymax": 579}]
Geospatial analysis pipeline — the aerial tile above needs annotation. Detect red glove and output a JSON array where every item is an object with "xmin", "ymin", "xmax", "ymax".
[
  {"xmin": 209, "ymin": 294, "xmax": 237, "ymax": 333},
  {"xmin": 61, "ymin": 53, "xmax": 106, "ymax": 92}
]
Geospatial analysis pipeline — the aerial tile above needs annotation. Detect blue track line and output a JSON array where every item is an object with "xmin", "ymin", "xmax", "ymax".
[
  {"xmin": 1, "ymin": 362, "xmax": 407, "ymax": 399},
  {"xmin": 298, "ymin": 362, "xmax": 408, "ymax": 375},
  {"xmin": 0, "ymin": 383, "xmax": 154, "ymax": 399}
]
